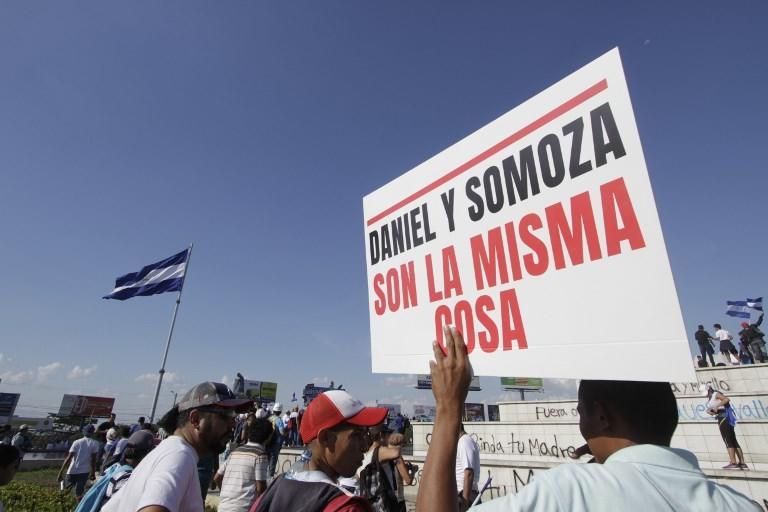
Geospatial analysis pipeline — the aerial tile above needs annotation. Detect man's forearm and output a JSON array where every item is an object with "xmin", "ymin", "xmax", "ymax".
[
  {"xmin": 416, "ymin": 326, "xmax": 472, "ymax": 512},
  {"xmin": 416, "ymin": 405, "xmax": 461, "ymax": 512},
  {"xmin": 463, "ymin": 469, "xmax": 473, "ymax": 501}
]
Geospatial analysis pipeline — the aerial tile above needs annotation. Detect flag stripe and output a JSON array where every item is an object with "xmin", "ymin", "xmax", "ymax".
[
  {"xmin": 114, "ymin": 249, "xmax": 189, "ymax": 287},
  {"xmin": 106, "ymin": 277, "xmax": 185, "ymax": 301},
  {"xmin": 726, "ymin": 310, "xmax": 752, "ymax": 319},
  {"xmin": 109, "ymin": 263, "xmax": 186, "ymax": 295}
]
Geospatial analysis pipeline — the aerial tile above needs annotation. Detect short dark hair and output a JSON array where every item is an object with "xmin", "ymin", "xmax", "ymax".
[
  {"xmin": 248, "ymin": 418, "xmax": 273, "ymax": 444},
  {"xmin": 714, "ymin": 324, "xmax": 721, "ymax": 329},
  {"xmin": 697, "ymin": 324, "xmax": 704, "ymax": 330},
  {"xmin": 158, "ymin": 406, "xmax": 186, "ymax": 433},
  {"xmin": 579, "ymin": 380, "xmax": 678, "ymax": 445}
]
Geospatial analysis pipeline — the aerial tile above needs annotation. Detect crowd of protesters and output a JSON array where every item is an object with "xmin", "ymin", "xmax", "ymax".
[
  {"xmin": 694, "ymin": 313, "xmax": 766, "ymax": 367},
  {"xmin": 18, "ymin": 379, "xmax": 751, "ymax": 510},
  {"xmin": 2, "ymin": 328, "xmax": 765, "ymax": 511}
]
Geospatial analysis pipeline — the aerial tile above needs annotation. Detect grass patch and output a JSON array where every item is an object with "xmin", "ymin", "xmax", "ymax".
[
  {"xmin": 14, "ymin": 468, "xmax": 61, "ymax": 489},
  {"xmin": 0, "ymin": 480, "xmax": 77, "ymax": 512}
]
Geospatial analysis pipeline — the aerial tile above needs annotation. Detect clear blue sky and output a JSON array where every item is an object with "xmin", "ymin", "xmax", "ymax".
[{"xmin": 1, "ymin": 1, "xmax": 766, "ymax": 421}]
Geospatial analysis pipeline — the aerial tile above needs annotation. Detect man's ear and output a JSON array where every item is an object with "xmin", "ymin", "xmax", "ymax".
[
  {"xmin": 188, "ymin": 409, "xmax": 203, "ymax": 429},
  {"xmin": 593, "ymin": 401, "xmax": 613, "ymax": 433},
  {"xmin": 316, "ymin": 429, "xmax": 333, "ymax": 448}
]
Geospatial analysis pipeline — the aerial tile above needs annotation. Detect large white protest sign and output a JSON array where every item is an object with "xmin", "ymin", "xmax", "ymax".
[{"xmin": 363, "ymin": 48, "xmax": 694, "ymax": 382}]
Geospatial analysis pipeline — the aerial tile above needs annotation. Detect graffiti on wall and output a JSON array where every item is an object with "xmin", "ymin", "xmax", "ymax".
[
  {"xmin": 678, "ymin": 398, "xmax": 768, "ymax": 421},
  {"xmin": 670, "ymin": 377, "xmax": 730, "ymax": 395},
  {"xmin": 426, "ymin": 432, "xmax": 576, "ymax": 458}
]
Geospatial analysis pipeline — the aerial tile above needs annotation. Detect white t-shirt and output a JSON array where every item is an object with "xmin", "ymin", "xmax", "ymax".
[
  {"xmin": 101, "ymin": 435, "xmax": 203, "ymax": 512},
  {"xmin": 67, "ymin": 437, "xmax": 100, "ymax": 475},
  {"xmin": 715, "ymin": 329, "xmax": 732, "ymax": 341},
  {"xmin": 455, "ymin": 433, "xmax": 480, "ymax": 493}
]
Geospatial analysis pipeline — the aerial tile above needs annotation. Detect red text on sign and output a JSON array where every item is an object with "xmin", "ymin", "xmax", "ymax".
[
  {"xmin": 434, "ymin": 288, "xmax": 527, "ymax": 354},
  {"xmin": 470, "ymin": 177, "xmax": 645, "ymax": 290},
  {"xmin": 372, "ymin": 261, "xmax": 418, "ymax": 315}
]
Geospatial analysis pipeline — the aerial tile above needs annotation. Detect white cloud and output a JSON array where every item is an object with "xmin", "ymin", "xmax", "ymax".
[
  {"xmin": 311, "ymin": 376, "xmax": 330, "ymax": 387},
  {"xmin": 36, "ymin": 362, "xmax": 62, "ymax": 382},
  {"xmin": 0, "ymin": 353, "xmax": 4, "ymax": 363},
  {"xmin": 1, "ymin": 361, "xmax": 62, "ymax": 384},
  {"xmin": 67, "ymin": 365, "xmax": 97, "ymax": 380},
  {"xmin": 135, "ymin": 372, "xmax": 177, "ymax": 384},
  {"xmin": 0, "ymin": 370, "xmax": 35, "ymax": 384}
]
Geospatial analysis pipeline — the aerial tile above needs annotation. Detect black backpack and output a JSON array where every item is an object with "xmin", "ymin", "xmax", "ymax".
[{"xmin": 359, "ymin": 447, "xmax": 400, "ymax": 512}]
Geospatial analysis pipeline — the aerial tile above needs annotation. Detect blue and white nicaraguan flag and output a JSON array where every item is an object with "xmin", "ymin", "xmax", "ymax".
[
  {"xmin": 726, "ymin": 297, "xmax": 763, "ymax": 318},
  {"xmin": 103, "ymin": 249, "xmax": 189, "ymax": 301}
]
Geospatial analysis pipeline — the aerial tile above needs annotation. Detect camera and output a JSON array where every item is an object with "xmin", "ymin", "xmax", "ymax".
[{"xmin": 406, "ymin": 462, "xmax": 419, "ymax": 482}]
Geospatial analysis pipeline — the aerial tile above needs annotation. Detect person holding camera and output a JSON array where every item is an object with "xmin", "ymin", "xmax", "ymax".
[
  {"xmin": 359, "ymin": 426, "xmax": 417, "ymax": 512},
  {"xmin": 386, "ymin": 431, "xmax": 417, "ymax": 510}
]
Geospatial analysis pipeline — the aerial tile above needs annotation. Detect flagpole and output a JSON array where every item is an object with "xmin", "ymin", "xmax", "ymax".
[{"xmin": 149, "ymin": 243, "xmax": 194, "ymax": 424}]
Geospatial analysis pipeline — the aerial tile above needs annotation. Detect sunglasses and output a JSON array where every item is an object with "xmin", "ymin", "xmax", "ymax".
[{"xmin": 198, "ymin": 407, "xmax": 237, "ymax": 419}]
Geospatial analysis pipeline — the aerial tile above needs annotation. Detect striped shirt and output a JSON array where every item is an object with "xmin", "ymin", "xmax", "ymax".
[{"xmin": 218, "ymin": 442, "xmax": 268, "ymax": 512}]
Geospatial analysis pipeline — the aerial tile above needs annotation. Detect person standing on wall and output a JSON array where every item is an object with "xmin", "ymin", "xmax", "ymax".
[
  {"xmin": 694, "ymin": 325, "xmax": 716, "ymax": 367},
  {"xmin": 713, "ymin": 324, "xmax": 738, "ymax": 364},
  {"xmin": 705, "ymin": 385, "xmax": 747, "ymax": 470}
]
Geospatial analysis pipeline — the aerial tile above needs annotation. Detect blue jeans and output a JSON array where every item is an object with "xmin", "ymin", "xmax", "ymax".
[{"xmin": 267, "ymin": 440, "xmax": 282, "ymax": 477}]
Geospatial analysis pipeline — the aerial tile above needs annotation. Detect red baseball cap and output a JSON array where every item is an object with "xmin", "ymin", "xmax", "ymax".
[{"xmin": 300, "ymin": 390, "xmax": 388, "ymax": 443}]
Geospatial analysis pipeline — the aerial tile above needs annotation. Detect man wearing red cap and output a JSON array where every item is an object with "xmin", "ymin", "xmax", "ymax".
[
  {"xmin": 251, "ymin": 390, "xmax": 388, "ymax": 512},
  {"xmin": 739, "ymin": 314, "xmax": 766, "ymax": 363}
]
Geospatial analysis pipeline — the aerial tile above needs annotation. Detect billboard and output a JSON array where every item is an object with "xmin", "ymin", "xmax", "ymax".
[
  {"xmin": 242, "ymin": 380, "xmax": 278, "ymax": 402},
  {"xmin": 0, "ymin": 393, "xmax": 20, "ymax": 423},
  {"xmin": 463, "ymin": 402, "xmax": 486, "ymax": 422},
  {"xmin": 416, "ymin": 374, "xmax": 481, "ymax": 391},
  {"xmin": 413, "ymin": 404, "xmax": 436, "ymax": 422},
  {"xmin": 363, "ymin": 48, "xmax": 693, "ymax": 382},
  {"xmin": 260, "ymin": 382, "xmax": 278, "ymax": 401},
  {"xmin": 58, "ymin": 394, "xmax": 115, "ymax": 417},
  {"xmin": 501, "ymin": 377, "xmax": 543, "ymax": 390},
  {"xmin": 302, "ymin": 384, "xmax": 331, "ymax": 406},
  {"xmin": 378, "ymin": 403, "xmax": 401, "ymax": 430}
]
